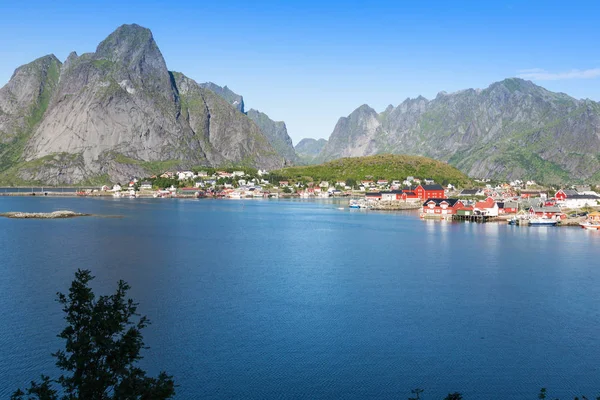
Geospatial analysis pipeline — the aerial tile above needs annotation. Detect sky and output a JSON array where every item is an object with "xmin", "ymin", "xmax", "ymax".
[{"xmin": 1, "ymin": 0, "xmax": 600, "ymax": 144}]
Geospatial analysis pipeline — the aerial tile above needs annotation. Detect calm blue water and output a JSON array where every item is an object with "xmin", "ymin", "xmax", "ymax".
[{"xmin": 1, "ymin": 197, "xmax": 600, "ymax": 399}]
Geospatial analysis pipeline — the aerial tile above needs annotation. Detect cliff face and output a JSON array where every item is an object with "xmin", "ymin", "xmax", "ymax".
[
  {"xmin": 0, "ymin": 24, "xmax": 284, "ymax": 184},
  {"xmin": 197, "ymin": 83, "xmax": 298, "ymax": 164},
  {"xmin": 319, "ymin": 79, "xmax": 600, "ymax": 183},
  {"xmin": 246, "ymin": 109, "xmax": 297, "ymax": 164}
]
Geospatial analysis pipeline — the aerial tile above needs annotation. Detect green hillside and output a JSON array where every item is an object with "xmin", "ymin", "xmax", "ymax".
[{"xmin": 272, "ymin": 154, "xmax": 471, "ymax": 187}]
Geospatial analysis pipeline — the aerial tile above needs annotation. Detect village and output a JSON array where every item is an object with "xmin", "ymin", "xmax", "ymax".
[
  {"xmin": 78, "ymin": 169, "xmax": 600, "ymax": 229},
  {"xmin": 355, "ymin": 177, "xmax": 600, "ymax": 229}
]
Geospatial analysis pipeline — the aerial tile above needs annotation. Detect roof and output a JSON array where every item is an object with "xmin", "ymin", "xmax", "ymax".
[
  {"xmin": 460, "ymin": 189, "xmax": 479, "ymax": 195},
  {"xmin": 560, "ymin": 189, "xmax": 579, "ymax": 196},
  {"xmin": 564, "ymin": 194, "xmax": 600, "ymax": 200},
  {"xmin": 530, "ymin": 206, "xmax": 562, "ymax": 213},
  {"xmin": 420, "ymin": 184, "xmax": 445, "ymax": 191},
  {"xmin": 423, "ymin": 198, "xmax": 461, "ymax": 207},
  {"xmin": 474, "ymin": 198, "xmax": 496, "ymax": 209},
  {"xmin": 365, "ymin": 192, "xmax": 382, "ymax": 196},
  {"xmin": 381, "ymin": 190, "xmax": 404, "ymax": 194}
]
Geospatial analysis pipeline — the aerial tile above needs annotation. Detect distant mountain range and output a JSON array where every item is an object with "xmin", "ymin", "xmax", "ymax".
[
  {"xmin": 294, "ymin": 138, "xmax": 328, "ymax": 164},
  {"xmin": 0, "ymin": 24, "xmax": 295, "ymax": 184},
  {"xmin": 313, "ymin": 78, "xmax": 600, "ymax": 184},
  {"xmin": 2, "ymin": 23, "xmax": 599, "ymax": 185}
]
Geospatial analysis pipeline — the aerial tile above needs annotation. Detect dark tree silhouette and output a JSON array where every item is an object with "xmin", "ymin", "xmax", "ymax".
[{"xmin": 12, "ymin": 269, "xmax": 175, "ymax": 400}]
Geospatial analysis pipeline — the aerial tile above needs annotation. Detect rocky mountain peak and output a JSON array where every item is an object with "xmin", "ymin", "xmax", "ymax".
[
  {"xmin": 0, "ymin": 24, "xmax": 285, "ymax": 184},
  {"xmin": 96, "ymin": 24, "xmax": 154, "ymax": 60}
]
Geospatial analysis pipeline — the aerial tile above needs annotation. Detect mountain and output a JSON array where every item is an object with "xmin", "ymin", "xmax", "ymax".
[
  {"xmin": 318, "ymin": 78, "xmax": 600, "ymax": 184},
  {"xmin": 0, "ymin": 24, "xmax": 284, "ymax": 184},
  {"xmin": 198, "ymin": 82, "xmax": 244, "ymax": 113},
  {"xmin": 272, "ymin": 154, "xmax": 471, "ymax": 187},
  {"xmin": 294, "ymin": 138, "xmax": 327, "ymax": 164},
  {"xmin": 196, "ymin": 82, "xmax": 298, "ymax": 164},
  {"xmin": 246, "ymin": 109, "xmax": 296, "ymax": 164}
]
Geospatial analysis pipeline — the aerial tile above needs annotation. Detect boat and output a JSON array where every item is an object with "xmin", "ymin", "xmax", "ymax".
[
  {"xmin": 580, "ymin": 221, "xmax": 600, "ymax": 230},
  {"xmin": 349, "ymin": 200, "xmax": 361, "ymax": 209},
  {"xmin": 528, "ymin": 217, "xmax": 558, "ymax": 226},
  {"xmin": 508, "ymin": 217, "xmax": 517, "ymax": 225}
]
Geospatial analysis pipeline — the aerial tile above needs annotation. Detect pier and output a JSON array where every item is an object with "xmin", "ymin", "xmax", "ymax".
[{"xmin": 452, "ymin": 214, "xmax": 493, "ymax": 223}]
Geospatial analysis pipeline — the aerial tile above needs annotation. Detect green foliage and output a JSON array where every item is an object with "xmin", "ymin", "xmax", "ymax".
[
  {"xmin": 91, "ymin": 59, "xmax": 115, "ymax": 71},
  {"xmin": 273, "ymin": 154, "xmax": 471, "ymax": 187},
  {"xmin": 0, "ymin": 58, "xmax": 60, "ymax": 173},
  {"xmin": 151, "ymin": 176, "xmax": 179, "ymax": 189},
  {"xmin": 13, "ymin": 269, "xmax": 175, "ymax": 399},
  {"xmin": 112, "ymin": 153, "xmax": 181, "ymax": 176}
]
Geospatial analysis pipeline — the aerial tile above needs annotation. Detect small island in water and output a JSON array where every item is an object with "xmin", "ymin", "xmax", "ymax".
[{"xmin": 0, "ymin": 210, "xmax": 91, "ymax": 219}]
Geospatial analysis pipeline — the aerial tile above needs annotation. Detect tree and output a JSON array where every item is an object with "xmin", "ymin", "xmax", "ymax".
[
  {"xmin": 13, "ymin": 269, "xmax": 175, "ymax": 400},
  {"xmin": 408, "ymin": 388, "xmax": 424, "ymax": 400}
]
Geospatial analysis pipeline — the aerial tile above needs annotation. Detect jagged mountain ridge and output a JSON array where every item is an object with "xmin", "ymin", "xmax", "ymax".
[
  {"xmin": 318, "ymin": 78, "xmax": 600, "ymax": 183},
  {"xmin": 294, "ymin": 138, "xmax": 327, "ymax": 164},
  {"xmin": 246, "ymin": 109, "xmax": 297, "ymax": 164},
  {"xmin": 197, "ymin": 83, "xmax": 298, "ymax": 164},
  {"xmin": 0, "ymin": 24, "xmax": 284, "ymax": 184}
]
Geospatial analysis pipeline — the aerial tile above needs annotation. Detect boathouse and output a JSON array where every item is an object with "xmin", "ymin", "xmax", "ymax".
[{"xmin": 421, "ymin": 198, "xmax": 464, "ymax": 217}]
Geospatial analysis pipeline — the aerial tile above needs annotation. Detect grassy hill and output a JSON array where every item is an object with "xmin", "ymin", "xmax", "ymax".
[{"xmin": 272, "ymin": 154, "xmax": 472, "ymax": 187}]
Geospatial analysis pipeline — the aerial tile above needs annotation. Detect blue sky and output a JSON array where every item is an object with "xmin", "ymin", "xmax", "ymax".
[{"xmin": 1, "ymin": 0, "xmax": 599, "ymax": 144}]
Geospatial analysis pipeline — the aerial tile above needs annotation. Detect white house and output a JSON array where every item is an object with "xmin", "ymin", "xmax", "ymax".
[
  {"xmin": 557, "ymin": 195, "xmax": 600, "ymax": 209},
  {"xmin": 140, "ymin": 181, "xmax": 152, "ymax": 190},
  {"xmin": 232, "ymin": 171, "xmax": 245, "ymax": 177},
  {"xmin": 111, "ymin": 184, "xmax": 122, "ymax": 192},
  {"xmin": 178, "ymin": 171, "xmax": 195, "ymax": 180},
  {"xmin": 474, "ymin": 197, "xmax": 499, "ymax": 217}
]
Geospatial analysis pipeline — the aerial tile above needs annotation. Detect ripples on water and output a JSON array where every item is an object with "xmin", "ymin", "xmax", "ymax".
[{"xmin": 1, "ymin": 197, "xmax": 600, "ymax": 399}]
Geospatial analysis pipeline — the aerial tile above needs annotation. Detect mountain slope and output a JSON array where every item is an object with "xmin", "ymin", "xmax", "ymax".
[
  {"xmin": 294, "ymin": 138, "xmax": 327, "ymax": 164},
  {"xmin": 319, "ymin": 78, "xmax": 600, "ymax": 184},
  {"xmin": 198, "ymin": 82, "xmax": 244, "ymax": 113},
  {"xmin": 197, "ymin": 82, "xmax": 298, "ymax": 163},
  {"xmin": 246, "ymin": 109, "xmax": 297, "ymax": 164},
  {"xmin": 0, "ymin": 24, "xmax": 284, "ymax": 184},
  {"xmin": 272, "ymin": 154, "xmax": 471, "ymax": 187}
]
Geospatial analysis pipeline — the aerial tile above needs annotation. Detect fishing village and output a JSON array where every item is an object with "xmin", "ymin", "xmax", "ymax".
[{"xmin": 2, "ymin": 167, "xmax": 600, "ymax": 230}]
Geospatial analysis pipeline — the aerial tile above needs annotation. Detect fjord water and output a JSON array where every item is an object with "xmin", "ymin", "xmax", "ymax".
[{"xmin": 1, "ymin": 198, "xmax": 600, "ymax": 399}]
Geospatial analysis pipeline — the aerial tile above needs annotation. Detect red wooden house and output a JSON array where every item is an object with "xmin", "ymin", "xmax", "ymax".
[
  {"xmin": 529, "ymin": 206, "xmax": 565, "ymax": 219},
  {"xmin": 420, "ymin": 198, "xmax": 464, "ymax": 217},
  {"xmin": 365, "ymin": 192, "xmax": 382, "ymax": 200},
  {"xmin": 498, "ymin": 201, "xmax": 518, "ymax": 214},
  {"xmin": 415, "ymin": 184, "xmax": 446, "ymax": 201}
]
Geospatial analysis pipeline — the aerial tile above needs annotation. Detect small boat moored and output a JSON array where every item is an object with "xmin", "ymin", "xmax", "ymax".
[
  {"xmin": 580, "ymin": 221, "xmax": 600, "ymax": 230},
  {"xmin": 528, "ymin": 217, "xmax": 558, "ymax": 226}
]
